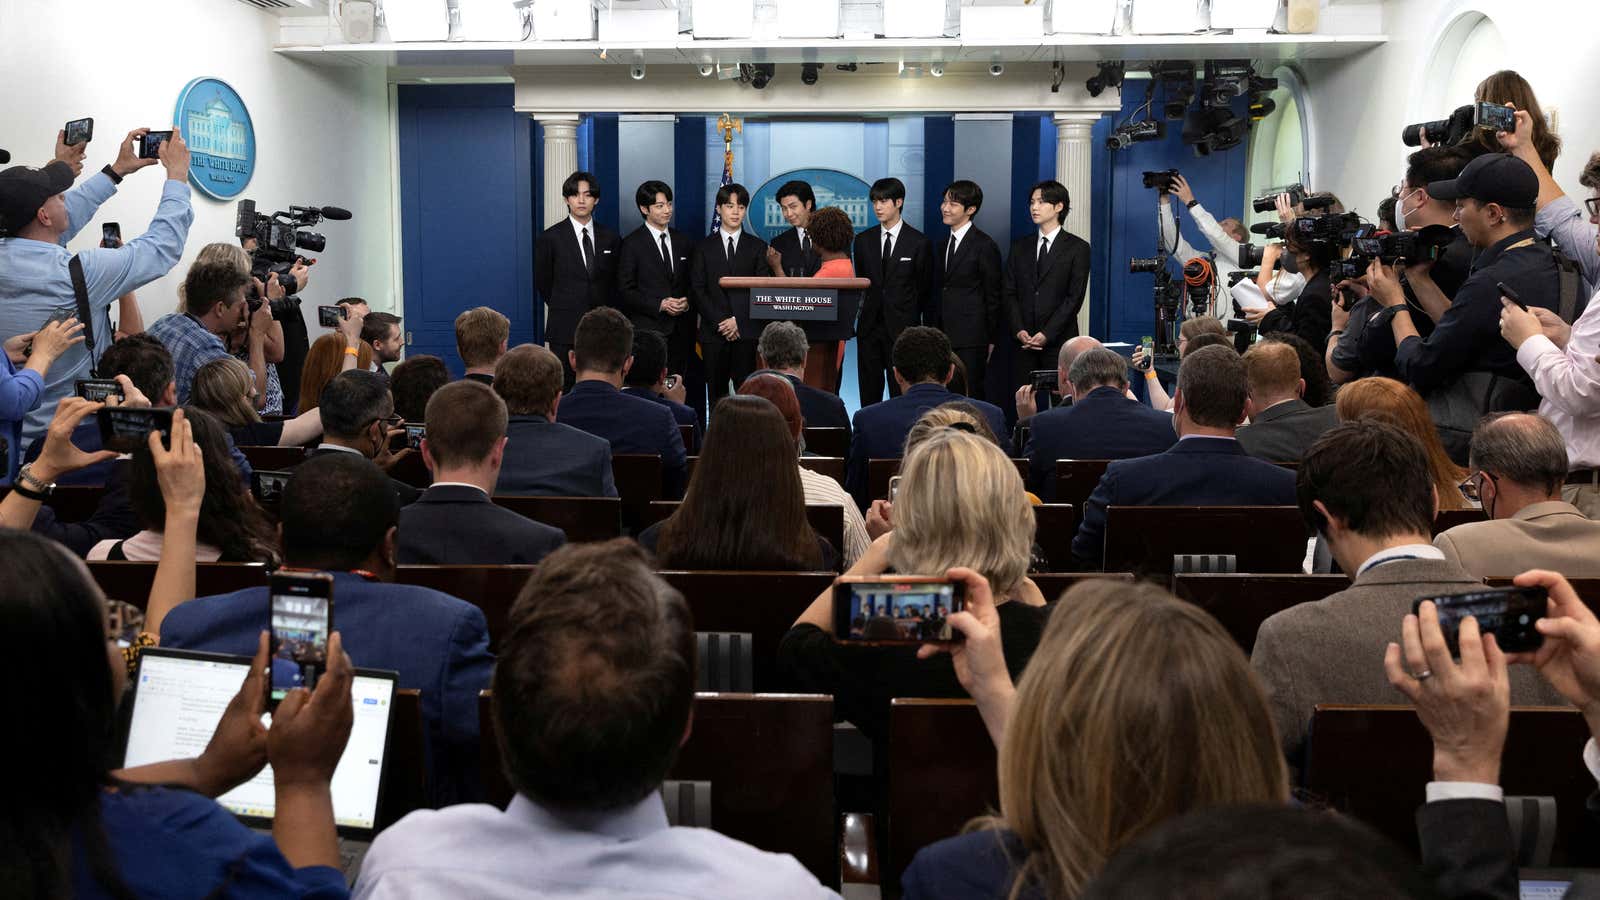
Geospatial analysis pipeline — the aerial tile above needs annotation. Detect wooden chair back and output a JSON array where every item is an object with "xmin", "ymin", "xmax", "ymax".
[
  {"xmin": 1029, "ymin": 572, "xmax": 1136, "ymax": 602},
  {"xmin": 0, "ymin": 484, "xmax": 108, "ymax": 523},
  {"xmin": 657, "ymin": 571, "xmax": 836, "ymax": 692},
  {"xmin": 376, "ymin": 689, "xmax": 428, "ymax": 830},
  {"xmin": 1171, "ymin": 573, "xmax": 1350, "ymax": 653},
  {"xmin": 393, "ymin": 565, "xmax": 537, "ymax": 653},
  {"xmin": 1104, "ymin": 506, "xmax": 1308, "ymax": 577},
  {"xmin": 887, "ymin": 699, "xmax": 997, "ymax": 890},
  {"xmin": 490, "ymin": 495, "xmax": 622, "ymax": 542},
  {"xmin": 798, "ymin": 456, "xmax": 846, "ymax": 487},
  {"xmin": 1030, "ymin": 504, "xmax": 1077, "ymax": 571},
  {"xmin": 1053, "ymin": 459, "xmax": 1111, "ymax": 510},
  {"xmin": 237, "ymin": 445, "xmax": 310, "ymax": 472},
  {"xmin": 87, "ymin": 561, "xmax": 270, "ymax": 612},
  {"xmin": 803, "ymin": 427, "xmax": 849, "ymax": 458},
  {"xmin": 679, "ymin": 423, "xmax": 695, "ymax": 453},
  {"xmin": 612, "ymin": 453, "xmax": 665, "ymax": 530}
]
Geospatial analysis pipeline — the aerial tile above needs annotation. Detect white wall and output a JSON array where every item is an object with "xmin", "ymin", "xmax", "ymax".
[
  {"xmin": 1300, "ymin": 0, "xmax": 1600, "ymax": 221},
  {"xmin": 0, "ymin": 0, "xmax": 397, "ymax": 335}
]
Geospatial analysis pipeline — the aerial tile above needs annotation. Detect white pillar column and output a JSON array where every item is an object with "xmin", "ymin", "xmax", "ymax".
[
  {"xmin": 1055, "ymin": 112, "xmax": 1102, "ymax": 337},
  {"xmin": 535, "ymin": 114, "xmax": 580, "ymax": 228}
]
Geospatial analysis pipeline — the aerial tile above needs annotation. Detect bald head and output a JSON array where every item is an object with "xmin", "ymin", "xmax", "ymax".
[
  {"xmin": 1469, "ymin": 413, "xmax": 1569, "ymax": 497},
  {"xmin": 1058, "ymin": 336, "xmax": 1103, "ymax": 371}
]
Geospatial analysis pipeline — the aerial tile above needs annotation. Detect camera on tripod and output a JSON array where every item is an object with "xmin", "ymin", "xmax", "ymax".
[
  {"xmin": 235, "ymin": 199, "xmax": 352, "ymax": 315},
  {"xmin": 1129, "ymin": 255, "xmax": 1167, "ymax": 274}
]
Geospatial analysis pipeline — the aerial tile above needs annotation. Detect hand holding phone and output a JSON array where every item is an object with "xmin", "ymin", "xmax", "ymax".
[
  {"xmin": 97, "ymin": 406, "xmax": 174, "ymax": 453},
  {"xmin": 317, "ymin": 305, "xmax": 346, "ymax": 328},
  {"xmin": 1412, "ymin": 586, "xmax": 1547, "ymax": 655},
  {"xmin": 405, "ymin": 424, "xmax": 426, "ymax": 451},
  {"xmin": 834, "ymin": 576, "xmax": 965, "ymax": 645},
  {"xmin": 76, "ymin": 379, "xmax": 124, "ymax": 404},
  {"xmin": 64, "ymin": 117, "xmax": 94, "ymax": 147},
  {"xmin": 1497, "ymin": 281, "xmax": 1527, "ymax": 311},
  {"xmin": 136, "ymin": 130, "xmax": 174, "ymax": 160},
  {"xmin": 268, "ymin": 572, "xmax": 336, "ymax": 709}
]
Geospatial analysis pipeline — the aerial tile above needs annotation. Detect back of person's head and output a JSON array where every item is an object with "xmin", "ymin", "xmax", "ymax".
[
  {"xmin": 1068, "ymin": 347, "xmax": 1129, "ymax": 395},
  {"xmin": 1058, "ymin": 335, "xmax": 1102, "ymax": 373},
  {"xmin": 573, "ymin": 307, "xmax": 633, "ymax": 375},
  {"xmin": 625, "ymin": 329, "xmax": 669, "ymax": 389},
  {"xmin": 946, "ymin": 353, "xmax": 969, "ymax": 397},
  {"xmin": 737, "ymin": 373, "xmax": 803, "ymax": 443},
  {"xmin": 362, "ymin": 311, "xmax": 401, "ymax": 347},
  {"xmin": 1469, "ymin": 413, "xmax": 1568, "ymax": 496},
  {"xmin": 891, "ymin": 429, "xmax": 1031, "ymax": 596},
  {"xmin": 903, "ymin": 402, "xmax": 1001, "ymax": 455},
  {"xmin": 1406, "ymin": 144, "xmax": 1473, "ymax": 193},
  {"xmin": 1473, "ymin": 70, "xmax": 1560, "ymax": 169},
  {"xmin": 1179, "ymin": 316, "xmax": 1227, "ymax": 342},
  {"xmin": 1176, "ymin": 345, "xmax": 1247, "ymax": 429},
  {"xmin": 193, "ymin": 241, "xmax": 252, "ymax": 274},
  {"xmin": 1182, "ymin": 332, "xmax": 1233, "ymax": 356},
  {"xmin": 280, "ymin": 453, "xmax": 400, "ymax": 569},
  {"xmin": 495, "ymin": 344, "xmax": 564, "ymax": 417},
  {"xmin": 129, "ymin": 408, "xmax": 277, "ymax": 562},
  {"xmin": 1081, "ymin": 805, "xmax": 1437, "ymax": 900},
  {"xmin": 1582, "ymin": 151, "xmax": 1600, "ymax": 192},
  {"xmin": 99, "ymin": 333, "xmax": 175, "ymax": 404},
  {"xmin": 389, "ymin": 354, "xmax": 449, "ymax": 423},
  {"xmin": 299, "ymin": 333, "xmax": 372, "ymax": 414},
  {"xmin": 1336, "ymin": 377, "xmax": 1467, "ymax": 508},
  {"xmin": 658, "ymin": 395, "xmax": 820, "ymax": 570},
  {"xmin": 1299, "ymin": 421, "xmax": 1436, "ymax": 540},
  {"xmin": 318, "ymin": 369, "xmax": 393, "ymax": 440},
  {"xmin": 1260, "ymin": 333, "xmax": 1333, "ymax": 408},
  {"xmin": 806, "ymin": 206, "xmax": 854, "ymax": 254},
  {"xmin": 996, "ymin": 580, "xmax": 1288, "ymax": 897},
  {"xmin": 893, "ymin": 326, "xmax": 954, "ymax": 385},
  {"xmin": 425, "ymin": 380, "xmax": 508, "ymax": 469},
  {"xmin": 493, "ymin": 539, "xmax": 694, "ymax": 811},
  {"xmin": 191, "ymin": 357, "xmax": 259, "ymax": 428},
  {"xmin": 757, "ymin": 321, "xmax": 809, "ymax": 371},
  {"xmin": 454, "ymin": 307, "xmax": 510, "ymax": 370},
  {"xmin": 0, "ymin": 529, "xmax": 136, "ymax": 898},
  {"xmin": 181, "ymin": 259, "xmax": 250, "ymax": 317},
  {"xmin": 1242, "ymin": 341, "xmax": 1302, "ymax": 403}
]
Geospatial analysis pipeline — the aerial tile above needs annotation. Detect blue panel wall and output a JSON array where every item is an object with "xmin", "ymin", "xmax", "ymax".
[
  {"xmin": 923, "ymin": 115, "xmax": 955, "ymax": 252},
  {"xmin": 675, "ymin": 117, "xmax": 709, "ymax": 237},
  {"xmin": 397, "ymin": 84, "xmax": 534, "ymax": 374},
  {"xmin": 592, "ymin": 114, "xmax": 621, "ymax": 234}
]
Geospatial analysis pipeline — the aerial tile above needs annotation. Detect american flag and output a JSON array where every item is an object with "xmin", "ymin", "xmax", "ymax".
[{"xmin": 710, "ymin": 138, "xmax": 733, "ymax": 234}]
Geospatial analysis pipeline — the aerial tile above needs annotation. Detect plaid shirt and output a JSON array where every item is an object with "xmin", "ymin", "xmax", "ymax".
[{"xmin": 147, "ymin": 313, "xmax": 233, "ymax": 405}]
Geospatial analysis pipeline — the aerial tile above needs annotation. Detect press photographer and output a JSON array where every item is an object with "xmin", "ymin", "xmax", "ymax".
[
  {"xmin": 1155, "ymin": 171, "xmax": 1250, "ymax": 321},
  {"xmin": 1254, "ymin": 209, "xmax": 1360, "ymax": 348},
  {"xmin": 236, "ymin": 200, "xmax": 351, "ymax": 414}
]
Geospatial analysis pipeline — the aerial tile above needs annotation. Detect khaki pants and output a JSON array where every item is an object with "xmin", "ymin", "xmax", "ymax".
[{"xmin": 1563, "ymin": 483, "xmax": 1600, "ymax": 519}]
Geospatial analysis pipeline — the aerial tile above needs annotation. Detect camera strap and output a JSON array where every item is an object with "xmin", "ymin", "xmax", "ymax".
[{"xmin": 68, "ymin": 254, "xmax": 98, "ymax": 377}]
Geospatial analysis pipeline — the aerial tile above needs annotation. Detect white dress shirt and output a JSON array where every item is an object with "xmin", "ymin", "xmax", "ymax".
[
  {"xmin": 353, "ymin": 792, "xmax": 838, "ymax": 899},
  {"xmin": 1516, "ymin": 286, "xmax": 1600, "ymax": 469},
  {"xmin": 947, "ymin": 220, "xmax": 973, "ymax": 255},
  {"xmin": 720, "ymin": 228, "xmax": 742, "ymax": 254}
]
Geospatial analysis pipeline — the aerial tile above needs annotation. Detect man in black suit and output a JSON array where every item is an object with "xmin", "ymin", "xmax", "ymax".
[
  {"xmin": 754, "ymin": 320, "xmax": 850, "ymax": 432},
  {"xmin": 616, "ymin": 180, "xmax": 694, "ymax": 379},
  {"xmin": 1006, "ymin": 180, "xmax": 1091, "ymax": 394},
  {"xmin": 1236, "ymin": 339, "xmax": 1340, "ymax": 463},
  {"xmin": 1022, "ymin": 347, "xmax": 1176, "ymax": 500},
  {"xmin": 932, "ymin": 179, "xmax": 1003, "ymax": 400},
  {"xmin": 689, "ymin": 183, "xmax": 767, "ymax": 410},
  {"xmin": 492, "ymin": 344, "xmax": 616, "ymax": 497},
  {"xmin": 309, "ymin": 369, "xmax": 421, "ymax": 507},
  {"xmin": 854, "ymin": 177, "xmax": 932, "ymax": 408},
  {"xmin": 535, "ymin": 171, "xmax": 620, "ymax": 389},
  {"xmin": 764, "ymin": 179, "xmax": 821, "ymax": 277},
  {"xmin": 1070, "ymin": 345, "xmax": 1298, "ymax": 569},
  {"xmin": 399, "ymin": 380, "xmax": 566, "ymax": 564}
]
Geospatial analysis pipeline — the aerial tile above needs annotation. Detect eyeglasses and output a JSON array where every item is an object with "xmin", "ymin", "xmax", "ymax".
[
  {"xmin": 1586, "ymin": 197, "xmax": 1600, "ymax": 219},
  {"xmin": 1458, "ymin": 471, "xmax": 1496, "ymax": 504}
]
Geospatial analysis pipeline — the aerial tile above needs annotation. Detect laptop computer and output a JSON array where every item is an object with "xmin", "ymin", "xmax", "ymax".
[{"xmin": 121, "ymin": 647, "xmax": 399, "ymax": 881}]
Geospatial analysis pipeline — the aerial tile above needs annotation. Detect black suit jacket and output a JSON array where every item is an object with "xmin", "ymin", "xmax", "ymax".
[
  {"xmin": 397, "ymin": 484, "xmax": 566, "ymax": 565},
  {"xmin": 934, "ymin": 226, "xmax": 1004, "ymax": 349},
  {"xmin": 752, "ymin": 369, "xmax": 851, "ymax": 433},
  {"xmin": 495, "ymin": 415, "xmax": 616, "ymax": 498},
  {"xmin": 616, "ymin": 225, "xmax": 692, "ymax": 337},
  {"xmin": 1416, "ymin": 798, "xmax": 1519, "ymax": 900},
  {"xmin": 689, "ymin": 230, "xmax": 769, "ymax": 342},
  {"xmin": 309, "ymin": 446, "xmax": 421, "ymax": 507},
  {"xmin": 769, "ymin": 226, "xmax": 821, "ymax": 277},
  {"xmin": 1235, "ymin": 399, "xmax": 1341, "ymax": 463},
  {"xmin": 854, "ymin": 223, "xmax": 932, "ymax": 337},
  {"xmin": 1005, "ymin": 230, "xmax": 1090, "ymax": 344},
  {"xmin": 535, "ymin": 219, "xmax": 621, "ymax": 345},
  {"xmin": 1023, "ymin": 386, "xmax": 1176, "ymax": 499}
]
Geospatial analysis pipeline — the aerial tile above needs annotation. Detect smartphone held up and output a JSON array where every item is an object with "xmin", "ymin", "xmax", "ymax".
[
  {"xmin": 268, "ymin": 571, "xmax": 335, "ymax": 708},
  {"xmin": 834, "ymin": 576, "xmax": 966, "ymax": 646}
]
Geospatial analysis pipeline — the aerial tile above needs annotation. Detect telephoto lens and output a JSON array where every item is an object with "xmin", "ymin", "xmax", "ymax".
[{"xmin": 1129, "ymin": 257, "xmax": 1164, "ymax": 274}]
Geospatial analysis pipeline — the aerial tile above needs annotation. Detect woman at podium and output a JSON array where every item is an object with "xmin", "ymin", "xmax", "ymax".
[{"xmin": 807, "ymin": 207, "xmax": 856, "ymax": 278}]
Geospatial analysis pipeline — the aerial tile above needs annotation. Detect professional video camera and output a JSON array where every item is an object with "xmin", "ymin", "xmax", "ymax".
[
  {"xmin": 1129, "ymin": 251, "xmax": 1184, "ymax": 355},
  {"xmin": 1252, "ymin": 183, "xmax": 1305, "ymax": 213},
  {"xmin": 1237, "ymin": 241, "xmax": 1269, "ymax": 269},
  {"xmin": 1182, "ymin": 257, "xmax": 1215, "ymax": 317},
  {"xmin": 1228, "ymin": 269, "xmax": 1259, "ymax": 286},
  {"xmin": 235, "ymin": 199, "xmax": 352, "ymax": 313},
  {"xmin": 1106, "ymin": 119, "xmax": 1165, "ymax": 151},
  {"xmin": 1287, "ymin": 212, "xmax": 1364, "ymax": 246},
  {"xmin": 1142, "ymin": 169, "xmax": 1180, "ymax": 191},
  {"xmin": 1348, "ymin": 223, "xmax": 1456, "ymax": 266},
  {"xmin": 1402, "ymin": 104, "xmax": 1474, "ymax": 148}
]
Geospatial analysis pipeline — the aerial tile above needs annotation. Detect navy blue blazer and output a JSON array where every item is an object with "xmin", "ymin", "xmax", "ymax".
[
  {"xmin": 159, "ymin": 572, "xmax": 494, "ymax": 805},
  {"xmin": 556, "ymin": 379, "xmax": 688, "ymax": 498},
  {"xmin": 845, "ymin": 382, "xmax": 1008, "ymax": 507},
  {"xmin": 901, "ymin": 829, "xmax": 1042, "ymax": 900},
  {"xmin": 1070, "ymin": 436, "xmax": 1299, "ymax": 569},
  {"xmin": 398, "ymin": 484, "xmax": 566, "ymax": 564},
  {"xmin": 1023, "ymin": 386, "xmax": 1177, "ymax": 499},
  {"xmin": 622, "ymin": 385, "xmax": 700, "ymax": 450},
  {"xmin": 496, "ymin": 414, "xmax": 616, "ymax": 498},
  {"xmin": 751, "ymin": 370, "xmax": 851, "ymax": 434}
]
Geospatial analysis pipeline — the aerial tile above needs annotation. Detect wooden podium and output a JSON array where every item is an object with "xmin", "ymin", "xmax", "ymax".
[{"xmin": 719, "ymin": 276, "xmax": 869, "ymax": 394}]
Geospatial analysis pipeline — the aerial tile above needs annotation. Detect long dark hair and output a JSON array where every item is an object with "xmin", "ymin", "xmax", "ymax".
[
  {"xmin": 656, "ymin": 395, "xmax": 822, "ymax": 570},
  {"xmin": 0, "ymin": 530, "xmax": 137, "ymax": 899},
  {"xmin": 129, "ymin": 407, "xmax": 280, "ymax": 563}
]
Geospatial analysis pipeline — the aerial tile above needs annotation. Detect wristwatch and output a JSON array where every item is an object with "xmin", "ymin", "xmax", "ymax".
[
  {"xmin": 1185, "ymin": 199, "xmax": 1200, "ymax": 209},
  {"xmin": 13, "ymin": 463, "xmax": 55, "ymax": 500}
]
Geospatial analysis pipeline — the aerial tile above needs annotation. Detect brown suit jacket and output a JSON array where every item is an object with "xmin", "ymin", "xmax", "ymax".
[
  {"xmin": 1250, "ymin": 556, "xmax": 1568, "ymax": 775},
  {"xmin": 1434, "ymin": 500, "xmax": 1600, "ymax": 580}
]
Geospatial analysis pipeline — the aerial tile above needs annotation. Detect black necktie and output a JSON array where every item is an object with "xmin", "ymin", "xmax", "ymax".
[
  {"xmin": 726, "ymin": 235, "xmax": 735, "ymax": 264},
  {"xmin": 882, "ymin": 232, "xmax": 893, "ymax": 279},
  {"xmin": 946, "ymin": 236, "xmax": 956, "ymax": 273},
  {"xmin": 581, "ymin": 227, "xmax": 595, "ymax": 275},
  {"xmin": 1038, "ymin": 236, "xmax": 1049, "ymax": 266},
  {"xmin": 659, "ymin": 233, "xmax": 672, "ymax": 274},
  {"xmin": 801, "ymin": 232, "xmax": 811, "ymax": 256}
]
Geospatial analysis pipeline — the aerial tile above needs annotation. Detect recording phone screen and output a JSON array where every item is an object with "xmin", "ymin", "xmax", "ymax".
[
  {"xmin": 122, "ymin": 649, "xmax": 397, "ymax": 833},
  {"xmin": 271, "ymin": 586, "xmax": 331, "ymax": 700},
  {"xmin": 836, "ymin": 580, "xmax": 962, "ymax": 643}
]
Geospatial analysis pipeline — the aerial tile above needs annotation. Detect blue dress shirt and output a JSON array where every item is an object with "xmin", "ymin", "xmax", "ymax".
[
  {"xmin": 147, "ymin": 313, "xmax": 234, "ymax": 406},
  {"xmin": 0, "ymin": 172, "xmax": 193, "ymax": 445},
  {"xmin": 0, "ymin": 351, "xmax": 44, "ymax": 481}
]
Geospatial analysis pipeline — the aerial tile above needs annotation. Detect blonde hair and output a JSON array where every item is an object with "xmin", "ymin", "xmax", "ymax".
[
  {"xmin": 1336, "ymin": 377, "xmax": 1470, "ymax": 510},
  {"xmin": 991, "ymin": 580, "xmax": 1289, "ymax": 898},
  {"xmin": 455, "ymin": 306, "xmax": 511, "ymax": 369},
  {"xmin": 903, "ymin": 402, "xmax": 1001, "ymax": 455},
  {"xmin": 889, "ymin": 429, "xmax": 1031, "ymax": 597},
  {"xmin": 191, "ymin": 357, "xmax": 260, "ymax": 428}
]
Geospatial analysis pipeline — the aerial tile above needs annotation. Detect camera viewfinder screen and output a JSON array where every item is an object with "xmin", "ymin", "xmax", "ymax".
[
  {"xmin": 843, "ymin": 582, "xmax": 959, "ymax": 643},
  {"xmin": 271, "ymin": 592, "xmax": 330, "ymax": 698}
]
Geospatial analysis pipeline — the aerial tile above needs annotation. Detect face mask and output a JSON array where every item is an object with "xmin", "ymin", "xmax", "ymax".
[{"xmin": 1395, "ymin": 187, "xmax": 1425, "ymax": 231}]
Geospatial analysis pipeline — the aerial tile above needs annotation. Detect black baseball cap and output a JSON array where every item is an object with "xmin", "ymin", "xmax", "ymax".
[
  {"xmin": 1427, "ymin": 152, "xmax": 1538, "ymax": 209},
  {"xmin": 0, "ymin": 161, "xmax": 74, "ymax": 237}
]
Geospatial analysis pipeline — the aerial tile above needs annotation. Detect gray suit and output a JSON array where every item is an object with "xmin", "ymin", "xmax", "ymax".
[
  {"xmin": 1236, "ymin": 398, "xmax": 1340, "ymax": 463},
  {"xmin": 1251, "ymin": 556, "xmax": 1568, "ymax": 775},
  {"xmin": 495, "ymin": 415, "xmax": 617, "ymax": 498},
  {"xmin": 1435, "ymin": 501, "xmax": 1600, "ymax": 580}
]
